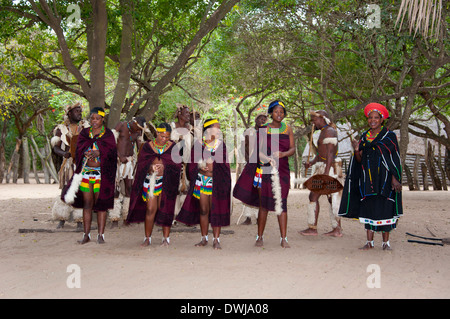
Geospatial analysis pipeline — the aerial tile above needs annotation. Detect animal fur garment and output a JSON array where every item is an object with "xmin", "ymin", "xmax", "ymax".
[
  {"xmin": 293, "ymin": 176, "xmax": 308, "ymax": 186},
  {"xmin": 329, "ymin": 192, "xmax": 341, "ymax": 229},
  {"xmin": 108, "ymin": 197, "xmax": 124, "ymax": 221},
  {"xmin": 197, "ymin": 159, "xmax": 207, "ymax": 170},
  {"xmin": 309, "ymin": 161, "xmax": 345, "ymax": 185},
  {"xmin": 52, "ymin": 196, "xmax": 73, "ymax": 220},
  {"xmin": 243, "ymin": 204, "xmax": 258, "ymax": 218},
  {"xmin": 147, "ymin": 172, "xmax": 157, "ymax": 198},
  {"xmin": 50, "ymin": 136, "xmax": 61, "ymax": 148},
  {"xmin": 270, "ymin": 165, "xmax": 283, "ymax": 216},
  {"xmin": 111, "ymin": 129, "xmax": 119, "ymax": 142},
  {"xmin": 307, "ymin": 202, "xmax": 317, "ymax": 226},
  {"xmin": 72, "ymin": 208, "xmax": 83, "ymax": 222},
  {"xmin": 119, "ymin": 159, "xmax": 134, "ymax": 179},
  {"xmin": 322, "ymin": 137, "xmax": 338, "ymax": 145},
  {"xmin": 121, "ymin": 196, "xmax": 130, "ymax": 218},
  {"xmin": 64, "ymin": 172, "xmax": 83, "ymax": 204},
  {"xmin": 58, "ymin": 157, "xmax": 74, "ymax": 189}
]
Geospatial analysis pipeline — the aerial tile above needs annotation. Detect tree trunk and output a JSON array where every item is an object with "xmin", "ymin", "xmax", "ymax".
[
  {"xmin": 29, "ymin": 143, "xmax": 40, "ymax": 184},
  {"xmin": 404, "ymin": 163, "xmax": 415, "ymax": 190},
  {"xmin": 0, "ymin": 118, "xmax": 7, "ymax": 183},
  {"xmin": 40, "ymin": 147, "xmax": 50, "ymax": 184},
  {"xmin": 45, "ymin": 137, "xmax": 59, "ymax": 183},
  {"xmin": 435, "ymin": 157, "xmax": 448, "ymax": 191},
  {"xmin": 107, "ymin": 0, "xmax": 134, "ymax": 128},
  {"xmin": 12, "ymin": 140, "xmax": 20, "ymax": 183},
  {"xmin": 22, "ymin": 137, "xmax": 30, "ymax": 184},
  {"xmin": 413, "ymin": 154, "xmax": 420, "ymax": 190},
  {"xmin": 86, "ymin": 0, "xmax": 107, "ymax": 110},
  {"xmin": 398, "ymin": 97, "xmax": 414, "ymax": 173},
  {"xmin": 293, "ymin": 143, "xmax": 300, "ymax": 189},
  {"xmin": 446, "ymin": 147, "xmax": 450, "ymax": 186},
  {"xmin": 426, "ymin": 142, "xmax": 441, "ymax": 190},
  {"xmin": 6, "ymin": 138, "xmax": 22, "ymax": 183},
  {"xmin": 421, "ymin": 162, "xmax": 429, "ymax": 190}
]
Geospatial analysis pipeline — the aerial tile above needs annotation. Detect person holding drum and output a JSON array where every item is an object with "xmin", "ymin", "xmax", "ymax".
[{"xmin": 299, "ymin": 110, "xmax": 344, "ymax": 237}]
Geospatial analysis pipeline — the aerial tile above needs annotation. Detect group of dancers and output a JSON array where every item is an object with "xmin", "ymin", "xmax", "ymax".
[{"xmin": 51, "ymin": 100, "xmax": 403, "ymax": 250}]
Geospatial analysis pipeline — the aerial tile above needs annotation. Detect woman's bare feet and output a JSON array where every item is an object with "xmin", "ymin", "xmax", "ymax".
[
  {"xmin": 78, "ymin": 233, "xmax": 90, "ymax": 244},
  {"xmin": 359, "ymin": 241, "xmax": 374, "ymax": 250},
  {"xmin": 195, "ymin": 236, "xmax": 208, "ymax": 247},
  {"xmin": 213, "ymin": 238, "xmax": 222, "ymax": 250},
  {"xmin": 141, "ymin": 237, "xmax": 151, "ymax": 247},
  {"xmin": 161, "ymin": 238, "xmax": 170, "ymax": 247},
  {"xmin": 97, "ymin": 234, "xmax": 105, "ymax": 244},
  {"xmin": 280, "ymin": 237, "xmax": 290, "ymax": 248},
  {"xmin": 255, "ymin": 235, "xmax": 264, "ymax": 247}
]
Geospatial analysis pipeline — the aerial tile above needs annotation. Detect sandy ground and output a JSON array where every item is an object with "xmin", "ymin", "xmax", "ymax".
[{"xmin": 0, "ymin": 179, "xmax": 449, "ymax": 300}]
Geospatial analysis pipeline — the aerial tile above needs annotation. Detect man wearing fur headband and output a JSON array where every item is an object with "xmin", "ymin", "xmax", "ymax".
[
  {"xmin": 299, "ymin": 110, "xmax": 344, "ymax": 237},
  {"xmin": 110, "ymin": 116, "xmax": 147, "ymax": 228},
  {"xmin": 50, "ymin": 102, "xmax": 90, "ymax": 230}
]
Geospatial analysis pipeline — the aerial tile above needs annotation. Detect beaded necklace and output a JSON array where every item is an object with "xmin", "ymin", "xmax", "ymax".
[
  {"xmin": 265, "ymin": 122, "xmax": 287, "ymax": 135},
  {"xmin": 203, "ymin": 138, "xmax": 219, "ymax": 153},
  {"xmin": 87, "ymin": 125, "xmax": 105, "ymax": 163},
  {"xmin": 153, "ymin": 138, "xmax": 169, "ymax": 154},
  {"xmin": 366, "ymin": 126, "xmax": 383, "ymax": 143},
  {"xmin": 89, "ymin": 125, "xmax": 105, "ymax": 139},
  {"xmin": 127, "ymin": 122, "xmax": 133, "ymax": 141}
]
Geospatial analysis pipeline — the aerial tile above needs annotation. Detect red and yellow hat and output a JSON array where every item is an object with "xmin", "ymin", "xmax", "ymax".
[{"xmin": 364, "ymin": 103, "xmax": 389, "ymax": 119}]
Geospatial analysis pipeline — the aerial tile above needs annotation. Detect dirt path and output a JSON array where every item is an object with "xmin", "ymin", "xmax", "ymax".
[{"xmin": 0, "ymin": 182, "xmax": 449, "ymax": 299}]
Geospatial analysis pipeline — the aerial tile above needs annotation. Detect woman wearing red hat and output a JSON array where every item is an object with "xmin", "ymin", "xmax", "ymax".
[{"xmin": 338, "ymin": 103, "xmax": 403, "ymax": 250}]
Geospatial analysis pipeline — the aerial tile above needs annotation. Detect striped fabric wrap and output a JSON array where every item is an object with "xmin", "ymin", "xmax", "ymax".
[
  {"xmin": 193, "ymin": 174, "xmax": 213, "ymax": 199},
  {"xmin": 79, "ymin": 166, "xmax": 101, "ymax": 193}
]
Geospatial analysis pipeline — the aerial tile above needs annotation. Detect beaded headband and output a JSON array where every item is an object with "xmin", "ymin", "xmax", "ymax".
[
  {"xmin": 90, "ymin": 109, "xmax": 105, "ymax": 117},
  {"xmin": 364, "ymin": 103, "xmax": 389, "ymax": 119},
  {"xmin": 268, "ymin": 100, "xmax": 285, "ymax": 114},
  {"xmin": 203, "ymin": 119, "xmax": 219, "ymax": 128}
]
